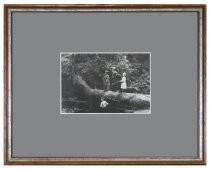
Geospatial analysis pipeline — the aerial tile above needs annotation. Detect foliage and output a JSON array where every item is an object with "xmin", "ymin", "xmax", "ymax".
[{"xmin": 61, "ymin": 53, "xmax": 150, "ymax": 95}]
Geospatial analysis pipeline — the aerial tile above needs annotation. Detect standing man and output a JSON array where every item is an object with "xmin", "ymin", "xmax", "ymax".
[
  {"xmin": 110, "ymin": 67, "xmax": 120, "ymax": 91},
  {"xmin": 103, "ymin": 70, "xmax": 110, "ymax": 91}
]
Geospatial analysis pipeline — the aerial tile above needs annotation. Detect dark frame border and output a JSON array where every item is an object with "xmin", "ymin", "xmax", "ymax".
[{"xmin": 4, "ymin": 4, "xmax": 206, "ymax": 165}]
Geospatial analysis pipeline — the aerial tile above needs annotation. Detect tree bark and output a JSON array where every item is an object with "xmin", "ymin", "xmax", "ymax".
[{"xmin": 73, "ymin": 75, "xmax": 150, "ymax": 108}]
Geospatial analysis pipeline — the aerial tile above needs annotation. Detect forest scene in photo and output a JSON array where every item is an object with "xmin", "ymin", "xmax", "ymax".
[{"xmin": 61, "ymin": 53, "xmax": 151, "ymax": 114}]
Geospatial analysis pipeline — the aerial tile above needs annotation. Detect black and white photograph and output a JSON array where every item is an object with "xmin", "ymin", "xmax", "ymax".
[{"xmin": 60, "ymin": 52, "xmax": 151, "ymax": 114}]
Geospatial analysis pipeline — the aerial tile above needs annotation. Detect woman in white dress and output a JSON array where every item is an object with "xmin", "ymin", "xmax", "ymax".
[{"xmin": 120, "ymin": 72, "xmax": 127, "ymax": 92}]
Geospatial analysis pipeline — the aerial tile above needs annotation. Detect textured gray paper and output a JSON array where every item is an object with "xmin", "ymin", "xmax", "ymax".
[{"xmin": 12, "ymin": 12, "xmax": 198, "ymax": 157}]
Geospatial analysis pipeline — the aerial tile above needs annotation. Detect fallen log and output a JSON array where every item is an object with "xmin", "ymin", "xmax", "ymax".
[{"xmin": 73, "ymin": 75, "xmax": 150, "ymax": 109}]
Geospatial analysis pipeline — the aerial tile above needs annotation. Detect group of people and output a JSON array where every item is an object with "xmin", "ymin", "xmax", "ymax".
[
  {"xmin": 102, "ymin": 68, "xmax": 127, "ymax": 92},
  {"xmin": 100, "ymin": 68, "xmax": 127, "ymax": 111}
]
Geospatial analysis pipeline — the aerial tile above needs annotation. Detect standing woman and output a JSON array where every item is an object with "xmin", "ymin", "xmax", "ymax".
[{"xmin": 120, "ymin": 72, "xmax": 127, "ymax": 92}]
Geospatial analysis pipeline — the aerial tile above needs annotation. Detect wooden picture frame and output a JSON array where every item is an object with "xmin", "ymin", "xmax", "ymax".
[{"xmin": 4, "ymin": 4, "xmax": 206, "ymax": 165}]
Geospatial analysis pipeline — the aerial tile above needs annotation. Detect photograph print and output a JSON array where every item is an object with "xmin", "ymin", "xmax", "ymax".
[{"xmin": 60, "ymin": 52, "xmax": 151, "ymax": 114}]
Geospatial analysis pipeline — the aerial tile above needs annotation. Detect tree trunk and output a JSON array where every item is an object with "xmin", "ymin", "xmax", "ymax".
[{"xmin": 73, "ymin": 75, "xmax": 150, "ymax": 109}]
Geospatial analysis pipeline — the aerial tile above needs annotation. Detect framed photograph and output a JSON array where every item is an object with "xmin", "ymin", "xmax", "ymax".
[{"xmin": 4, "ymin": 4, "xmax": 206, "ymax": 165}]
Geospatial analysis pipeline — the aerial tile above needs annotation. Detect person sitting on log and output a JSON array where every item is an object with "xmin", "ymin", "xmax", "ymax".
[{"xmin": 100, "ymin": 97, "xmax": 109, "ymax": 112}]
